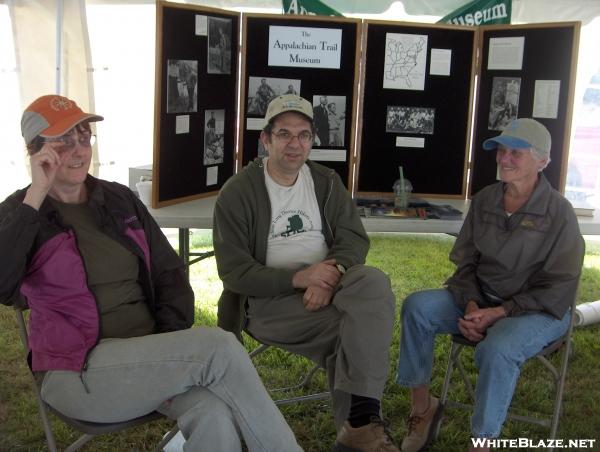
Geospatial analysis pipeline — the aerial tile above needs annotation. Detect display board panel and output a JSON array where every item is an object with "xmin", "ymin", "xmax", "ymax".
[
  {"xmin": 356, "ymin": 20, "xmax": 477, "ymax": 198},
  {"xmin": 470, "ymin": 22, "xmax": 580, "ymax": 196},
  {"xmin": 153, "ymin": 1, "xmax": 240, "ymax": 207},
  {"xmin": 152, "ymin": 8, "xmax": 580, "ymax": 207},
  {"xmin": 239, "ymin": 14, "xmax": 361, "ymax": 187}
]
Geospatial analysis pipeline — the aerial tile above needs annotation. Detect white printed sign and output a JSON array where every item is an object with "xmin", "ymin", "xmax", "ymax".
[
  {"xmin": 268, "ymin": 26, "xmax": 342, "ymax": 69},
  {"xmin": 396, "ymin": 136, "xmax": 425, "ymax": 148},
  {"xmin": 310, "ymin": 149, "xmax": 346, "ymax": 162}
]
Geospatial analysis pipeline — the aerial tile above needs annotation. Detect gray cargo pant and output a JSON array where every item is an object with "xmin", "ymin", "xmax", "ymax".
[
  {"xmin": 41, "ymin": 327, "xmax": 301, "ymax": 452},
  {"xmin": 246, "ymin": 265, "xmax": 396, "ymax": 429}
]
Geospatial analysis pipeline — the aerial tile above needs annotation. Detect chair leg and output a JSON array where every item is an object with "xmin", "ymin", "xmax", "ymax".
[
  {"xmin": 154, "ymin": 424, "xmax": 181, "ymax": 452},
  {"xmin": 64, "ymin": 434, "xmax": 95, "ymax": 452},
  {"xmin": 15, "ymin": 307, "xmax": 61, "ymax": 451},
  {"xmin": 274, "ymin": 391, "xmax": 330, "ymax": 406},
  {"xmin": 549, "ymin": 336, "xmax": 573, "ymax": 442},
  {"xmin": 34, "ymin": 395, "xmax": 58, "ymax": 452},
  {"xmin": 248, "ymin": 342, "xmax": 330, "ymax": 405},
  {"xmin": 456, "ymin": 357, "xmax": 476, "ymax": 403},
  {"xmin": 436, "ymin": 341, "xmax": 464, "ymax": 439},
  {"xmin": 249, "ymin": 343, "xmax": 270, "ymax": 358},
  {"xmin": 439, "ymin": 342, "xmax": 462, "ymax": 405},
  {"xmin": 537, "ymin": 355, "xmax": 560, "ymax": 381}
]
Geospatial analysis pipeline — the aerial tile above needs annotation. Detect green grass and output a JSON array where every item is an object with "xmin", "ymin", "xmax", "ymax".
[{"xmin": 1, "ymin": 232, "xmax": 599, "ymax": 451}]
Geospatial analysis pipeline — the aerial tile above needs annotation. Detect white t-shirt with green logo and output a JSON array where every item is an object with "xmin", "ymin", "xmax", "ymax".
[{"xmin": 264, "ymin": 160, "xmax": 329, "ymax": 270}]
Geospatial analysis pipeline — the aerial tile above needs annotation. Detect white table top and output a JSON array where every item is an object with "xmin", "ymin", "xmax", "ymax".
[
  {"xmin": 146, "ymin": 196, "xmax": 600, "ymax": 236},
  {"xmin": 147, "ymin": 196, "xmax": 217, "ymax": 230}
]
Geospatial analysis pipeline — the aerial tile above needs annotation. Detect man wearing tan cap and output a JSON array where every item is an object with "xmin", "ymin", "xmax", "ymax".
[{"xmin": 214, "ymin": 94, "xmax": 399, "ymax": 451}]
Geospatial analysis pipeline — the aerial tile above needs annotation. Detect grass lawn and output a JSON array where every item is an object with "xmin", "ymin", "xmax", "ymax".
[{"xmin": 1, "ymin": 232, "xmax": 599, "ymax": 451}]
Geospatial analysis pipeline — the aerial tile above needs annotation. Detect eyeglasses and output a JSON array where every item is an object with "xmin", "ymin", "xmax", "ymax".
[
  {"xmin": 43, "ymin": 129, "xmax": 96, "ymax": 154},
  {"xmin": 496, "ymin": 146, "xmax": 530, "ymax": 159},
  {"xmin": 272, "ymin": 130, "xmax": 313, "ymax": 145}
]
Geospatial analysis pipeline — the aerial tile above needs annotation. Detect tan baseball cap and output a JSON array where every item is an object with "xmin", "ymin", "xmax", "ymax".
[
  {"xmin": 483, "ymin": 118, "xmax": 551, "ymax": 157},
  {"xmin": 264, "ymin": 94, "xmax": 313, "ymax": 123},
  {"xmin": 21, "ymin": 95, "xmax": 103, "ymax": 144}
]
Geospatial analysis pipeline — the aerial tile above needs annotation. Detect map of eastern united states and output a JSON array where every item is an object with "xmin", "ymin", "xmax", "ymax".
[{"xmin": 385, "ymin": 37, "xmax": 426, "ymax": 88}]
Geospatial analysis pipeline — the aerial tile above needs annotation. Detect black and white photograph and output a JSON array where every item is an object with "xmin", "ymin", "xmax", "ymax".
[
  {"xmin": 247, "ymin": 76, "xmax": 301, "ymax": 116},
  {"xmin": 312, "ymin": 95, "xmax": 347, "ymax": 147},
  {"xmin": 207, "ymin": 17, "xmax": 232, "ymax": 74},
  {"xmin": 488, "ymin": 76, "xmax": 521, "ymax": 131},
  {"xmin": 257, "ymin": 138, "xmax": 267, "ymax": 159},
  {"xmin": 167, "ymin": 59, "xmax": 198, "ymax": 114},
  {"xmin": 204, "ymin": 109, "xmax": 225, "ymax": 165},
  {"xmin": 386, "ymin": 106, "xmax": 435, "ymax": 134}
]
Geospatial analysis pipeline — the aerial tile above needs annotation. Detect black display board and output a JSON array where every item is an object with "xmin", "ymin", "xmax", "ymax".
[
  {"xmin": 153, "ymin": 1, "xmax": 239, "ymax": 207},
  {"xmin": 239, "ymin": 14, "xmax": 361, "ymax": 187},
  {"xmin": 356, "ymin": 21, "xmax": 477, "ymax": 198},
  {"xmin": 470, "ymin": 22, "xmax": 580, "ymax": 196}
]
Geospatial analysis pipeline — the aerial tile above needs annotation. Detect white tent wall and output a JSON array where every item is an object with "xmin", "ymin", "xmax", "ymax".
[
  {"xmin": 0, "ymin": 0, "xmax": 599, "ymax": 201},
  {"xmin": 1, "ymin": 0, "xmax": 97, "ymax": 200},
  {"xmin": 11, "ymin": 0, "xmax": 95, "ymax": 151}
]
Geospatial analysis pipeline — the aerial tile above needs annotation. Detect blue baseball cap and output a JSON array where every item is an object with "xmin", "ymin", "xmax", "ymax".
[{"xmin": 483, "ymin": 118, "xmax": 551, "ymax": 157}]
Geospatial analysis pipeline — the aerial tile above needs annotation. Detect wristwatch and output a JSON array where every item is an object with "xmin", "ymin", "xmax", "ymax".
[{"xmin": 336, "ymin": 263, "xmax": 346, "ymax": 275}]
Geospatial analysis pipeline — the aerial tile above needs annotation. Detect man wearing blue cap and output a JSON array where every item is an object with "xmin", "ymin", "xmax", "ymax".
[{"xmin": 395, "ymin": 118, "xmax": 584, "ymax": 452}]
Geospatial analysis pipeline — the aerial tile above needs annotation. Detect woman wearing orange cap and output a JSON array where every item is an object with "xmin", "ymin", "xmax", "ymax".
[{"xmin": 0, "ymin": 95, "xmax": 301, "ymax": 451}]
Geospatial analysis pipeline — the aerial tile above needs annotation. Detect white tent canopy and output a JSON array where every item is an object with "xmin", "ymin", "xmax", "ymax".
[
  {"xmin": 1, "ymin": 0, "xmax": 599, "ymax": 202},
  {"xmin": 173, "ymin": 0, "xmax": 600, "ymax": 23}
]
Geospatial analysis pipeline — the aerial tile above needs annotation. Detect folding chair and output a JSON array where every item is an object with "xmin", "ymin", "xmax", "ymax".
[
  {"xmin": 217, "ymin": 289, "xmax": 330, "ymax": 407},
  {"xmin": 436, "ymin": 304, "xmax": 577, "ymax": 450},
  {"xmin": 14, "ymin": 303, "xmax": 179, "ymax": 452},
  {"xmin": 248, "ymin": 342, "xmax": 330, "ymax": 406}
]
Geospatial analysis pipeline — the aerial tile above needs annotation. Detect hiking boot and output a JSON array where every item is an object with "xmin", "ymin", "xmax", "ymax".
[
  {"xmin": 400, "ymin": 396, "xmax": 443, "ymax": 452},
  {"xmin": 333, "ymin": 416, "xmax": 400, "ymax": 452}
]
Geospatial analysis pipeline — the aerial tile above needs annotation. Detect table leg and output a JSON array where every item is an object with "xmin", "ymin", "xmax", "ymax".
[{"xmin": 179, "ymin": 227, "xmax": 190, "ymax": 277}]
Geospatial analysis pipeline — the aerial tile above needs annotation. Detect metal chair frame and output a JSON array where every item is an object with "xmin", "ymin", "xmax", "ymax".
[
  {"xmin": 437, "ymin": 309, "xmax": 576, "ymax": 450},
  {"xmin": 248, "ymin": 342, "xmax": 330, "ymax": 406},
  {"xmin": 14, "ymin": 305, "xmax": 179, "ymax": 452}
]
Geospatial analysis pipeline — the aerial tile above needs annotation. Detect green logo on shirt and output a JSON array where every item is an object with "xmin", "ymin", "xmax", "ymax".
[{"xmin": 281, "ymin": 214, "xmax": 306, "ymax": 237}]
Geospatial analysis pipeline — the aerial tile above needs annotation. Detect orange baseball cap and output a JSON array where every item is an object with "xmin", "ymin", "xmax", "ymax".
[{"xmin": 21, "ymin": 95, "xmax": 103, "ymax": 144}]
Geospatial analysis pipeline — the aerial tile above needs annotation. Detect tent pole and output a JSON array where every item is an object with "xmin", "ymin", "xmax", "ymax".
[{"xmin": 56, "ymin": 0, "xmax": 63, "ymax": 94}]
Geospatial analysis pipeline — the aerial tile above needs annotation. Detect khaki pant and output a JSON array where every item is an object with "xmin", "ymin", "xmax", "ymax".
[
  {"xmin": 41, "ymin": 327, "xmax": 301, "ymax": 452},
  {"xmin": 247, "ymin": 265, "xmax": 396, "ymax": 429}
]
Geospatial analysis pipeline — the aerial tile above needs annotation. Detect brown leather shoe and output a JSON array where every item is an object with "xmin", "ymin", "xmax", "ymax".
[
  {"xmin": 333, "ymin": 416, "xmax": 400, "ymax": 452},
  {"xmin": 400, "ymin": 396, "xmax": 443, "ymax": 452}
]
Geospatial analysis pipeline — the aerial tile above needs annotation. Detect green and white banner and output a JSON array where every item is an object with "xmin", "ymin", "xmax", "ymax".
[
  {"xmin": 438, "ymin": 0, "xmax": 511, "ymax": 26},
  {"xmin": 282, "ymin": 0, "xmax": 344, "ymax": 17}
]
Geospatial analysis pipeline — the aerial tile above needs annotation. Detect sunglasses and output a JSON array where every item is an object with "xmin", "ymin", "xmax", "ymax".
[{"xmin": 42, "ymin": 128, "xmax": 96, "ymax": 155}]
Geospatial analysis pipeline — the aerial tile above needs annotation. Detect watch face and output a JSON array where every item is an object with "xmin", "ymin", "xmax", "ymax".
[{"xmin": 336, "ymin": 264, "xmax": 346, "ymax": 274}]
